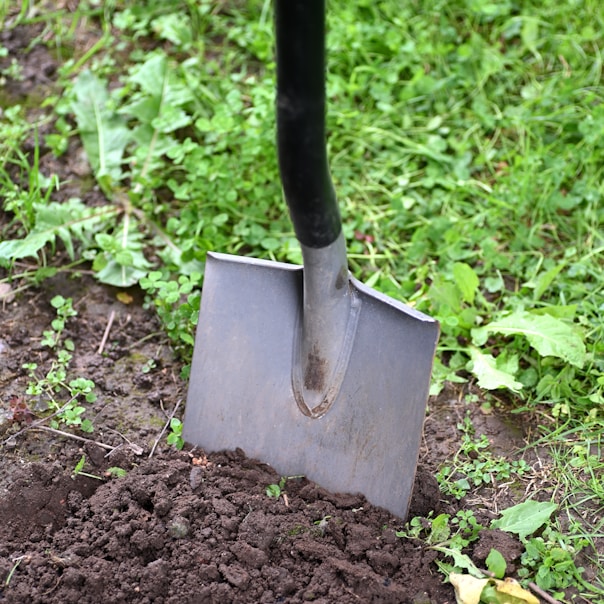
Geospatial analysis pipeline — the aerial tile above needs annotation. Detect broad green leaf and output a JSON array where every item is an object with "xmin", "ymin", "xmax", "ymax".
[
  {"xmin": 155, "ymin": 245, "xmax": 205, "ymax": 275},
  {"xmin": 127, "ymin": 52, "xmax": 193, "ymax": 109},
  {"xmin": 128, "ymin": 128, "xmax": 181, "ymax": 168},
  {"xmin": 491, "ymin": 500, "xmax": 557, "ymax": 541},
  {"xmin": 120, "ymin": 52, "xmax": 193, "ymax": 183},
  {"xmin": 0, "ymin": 240, "xmax": 20, "ymax": 262},
  {"xmin": 70, "ymin": 71, "xmax": 130, "ymax": 183},
  {"xmin": 453, "ymin": 262, "xmax": 479, "ymax": 305},
  {"xmin": 468, "ymin": 348, "xmax": 523, "ymax": 392},
  {"xmin": 485, "ymin": 549, "xmax": 506, "ymax": 579},
  {"xmin": 121, "ymin": 96, "xmax": 161, "ymax": 123},
  {"xmin": 484, "ymin": 273, "xmax": 504, "ymax": 294},
  {"xmin": 151, "ymin": 13, "xmax": 193, "ymax": 49},
  {"xmin": 0, "ymin": 199, "xmax": 112, "ymax": 262},
  {"xmin": 129, "ymin": 52, "xmax": 167, "ymax": 95},
  {"xmin": 96, "ymin": 262, "xmax": 148, "ymax": 287},
  {"xmin": 533, "ymin": 305, "xmax": 577, "ymax": 320},
  {"xmin": 472, "ymin": 311, "xmax": 586, "ymax": 368},
  {"xmin": 0, "ymin": 232, "xmax": 52, "ymax": 260},
  {"xmin": 429, "ymin": 274, "xmax": 462, "ymax": 314},
  {"xmin": 93, "ymin": 218, "xmax": 152, "ymax": 287},
  {"xmin": 151, "ymin": 105, "xmax": 191, "ymax": 133},
  {"xmin": 433, "ymin": 547, "xmax": 484, "ymax": 578},
  {"xmin": 427, "ymin": 513, "xmax": 451, "ymax": 544}
]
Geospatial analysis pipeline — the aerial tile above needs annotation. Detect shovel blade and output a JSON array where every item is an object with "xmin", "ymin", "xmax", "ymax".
[{"xmin": 183, "ymin": 252, "xmax": 439, "ymax": 519}]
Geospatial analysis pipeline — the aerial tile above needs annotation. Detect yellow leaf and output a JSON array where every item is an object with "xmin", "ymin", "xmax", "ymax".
[
  {"xmin": 450, "ymin": 572, "xmax": 489, "ymax": 604},
  {"xmin": 117, "ymin": 292, "xmax": 133, "ymax": 304},
  {"xmin": 493, "ymin": 578, "xmax": 540, "ymax": 604}
]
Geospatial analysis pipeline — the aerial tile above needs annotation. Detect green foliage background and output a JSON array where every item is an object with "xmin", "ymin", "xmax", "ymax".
[{"xmin": 1, "ymin": 0, "xmax": 602, "ymax": 419}]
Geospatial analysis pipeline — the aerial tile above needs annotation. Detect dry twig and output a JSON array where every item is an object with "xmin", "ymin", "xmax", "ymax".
[
  {"xmin": 32, "ymin": 426, "xmax": 116, "ymax": 451},
  {"xmin": 528, "ymin": 581, "xmax": 561, "ymax": 604},
  {"xmin": 97, "ymin": 309, "xmax": 116, "ymax": 354},
  {"xmin": 149, "ymin": 398, "xmax": 182, "ymax": 458}
]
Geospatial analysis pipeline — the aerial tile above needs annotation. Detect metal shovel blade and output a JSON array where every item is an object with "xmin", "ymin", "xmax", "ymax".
[{"xmin": 183, "ymin": 252, "xmax": 439, "ymax": 519}]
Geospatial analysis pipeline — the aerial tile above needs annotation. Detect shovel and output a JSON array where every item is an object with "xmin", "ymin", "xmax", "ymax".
[{"xmin": 183, "ymin": 0, "xmax": 439, "ymax": 520}]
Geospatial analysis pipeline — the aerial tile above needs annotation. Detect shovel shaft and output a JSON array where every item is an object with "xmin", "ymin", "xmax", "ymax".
[
  {"xmin": 276, "ymin": 0, "xmax": 341, "ymax": 249},
  {"xmin": 276, "ymin": 0, "xmax": 355, "ymax": 417}
]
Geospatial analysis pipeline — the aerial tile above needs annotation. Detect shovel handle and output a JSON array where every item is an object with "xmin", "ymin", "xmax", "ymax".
[{"xmin": 276, "ymin": 0, "xmax": 341, "ymax": 249}]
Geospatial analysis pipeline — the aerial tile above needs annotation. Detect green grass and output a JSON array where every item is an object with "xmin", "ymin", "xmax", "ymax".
[{"xmin": 0, "ymin": 0, "xmax": 603, "ymax": 597}]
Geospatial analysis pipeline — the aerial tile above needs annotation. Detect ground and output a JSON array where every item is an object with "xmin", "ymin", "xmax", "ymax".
[
  {"xmin": 0, "ymin": 11, "xmax": 549, "ymax": 604},
  {"xmin": 0, "ymin": 275, "xmax": 531, "ymax": 603}
]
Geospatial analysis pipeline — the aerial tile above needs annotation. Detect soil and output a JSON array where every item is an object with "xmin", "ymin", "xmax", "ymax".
[
  {"xmin": 0, "ymin": 11, "xmax": 542, "ymax": 604},
  {"xmin": 0, "ymin": 273, "xmax": 530, "ymax": 604}
]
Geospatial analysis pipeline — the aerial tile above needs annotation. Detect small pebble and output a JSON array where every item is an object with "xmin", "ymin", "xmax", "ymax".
[
  {"xmin": 168, "ymin": 516, "xmax": 190, "ymax": 539},
  {"xmin": 190, "ymin": 467, "xmax": 204, "ymax": 490}
]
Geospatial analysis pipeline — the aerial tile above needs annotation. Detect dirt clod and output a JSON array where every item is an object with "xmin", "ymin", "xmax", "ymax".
[{"xmin": 472, "ymin": 529, "xmax": 524, "ymax": 574}]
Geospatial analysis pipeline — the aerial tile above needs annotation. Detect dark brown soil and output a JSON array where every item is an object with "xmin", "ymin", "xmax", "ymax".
[
  {"xmin": 0, "ymin": 11, "xmax": 536, "ymax": 604},
  {"xmin": 0, "ymin": 447, "xmax": 448, "ymax": 604},
  {"xmin": 0, "ymin": 273, "xmax": 470, "ymax": 604}
]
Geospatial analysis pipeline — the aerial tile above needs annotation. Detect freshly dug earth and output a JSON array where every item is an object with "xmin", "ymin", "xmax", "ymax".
[
  {"xmin": 0, "ymin": 268, "xmax": 535, "ymax": 604},
  {"xmin": 0, "ymin": 448, "xmax": 446, "ymax": 604},
  {"xmin": 0, "ymin": 274, "xmax": 530, "ymax": 604},
  {"xmin": 0, "ymin": 13, "xmax": 531, "ymax": 604}
]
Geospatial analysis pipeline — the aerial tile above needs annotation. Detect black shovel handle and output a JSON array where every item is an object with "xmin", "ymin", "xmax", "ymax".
[{"xmin": 276, "ymin": 0, "xmax": 341, "ymax": 249}]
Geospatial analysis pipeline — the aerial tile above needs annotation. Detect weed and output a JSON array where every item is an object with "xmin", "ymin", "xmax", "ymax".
[
  {"xmin": 519, "ymin": 526, "xmax": 588, "ymax": 596},
  {"xmin": 400, "ymin": 500, "xmax": 603, "ymax": 598},
  {"xmin": 71, "ymin": 455, "xmax": 103, "ymax": 480},
  {"xmin": 266, "ymin": 475, "xmax": 304, "ymax": 500},
  {"xmin": 141, "ymin": 358, "xmax": 156, "ymax": 374},
  {"xmin": 397, "ymin": 511, "xmax": 491, "ymax": 581},
  {"xmin": 436, "ymin": 413, "xmax": 530, "ymax": 499},
  {"xmin": 266, "ymin": 477, "xmax": 287, "ymax": 500},
  {"xmin": 1, "ymin": 0, "xmax": 601, "ymax": 426},
  {"xmin": 0, "ymin": 113, "xmax": 60, "ymax": 238},
  {"xmin": 22, "ymin": 295, "xmax": 96, "ymax": 433},
  {"xmin": 139, "ymin": 271, "xmax": 201, "ymax": 364},
  {"xmin": 71, "ymin": 460, "xmax": 127, "ymax": 482},
  {"xmin": 40, "ymin": 294, "xmax": 76, "ymax": 349},
  {"xmin": 4, "ymin": 0, "xmax": 600, "ymax": 427},
  {"xmin": 104, "ymin": 467, "xmax": 127, "ymax": 479},
  {"xmin": 166, "ymin": 417, "xmax": 184, "ymax": 450},
  {"xmin": 4, "ymin": 556, "xmax": 25, "ymax": 587},
  {"xmin": 0, "ymin": 56, "xmax": 23, "ymax": 82},
  {"xmin": 0, "ymin": 193, "xmax": 121, "ymax": 274}
]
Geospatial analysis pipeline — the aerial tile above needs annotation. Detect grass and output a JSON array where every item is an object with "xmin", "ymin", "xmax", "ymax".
[{"xmin": 0, "ymin": 0, "xmax": 602, "ymax": 599}]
